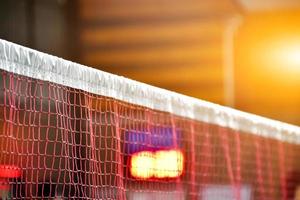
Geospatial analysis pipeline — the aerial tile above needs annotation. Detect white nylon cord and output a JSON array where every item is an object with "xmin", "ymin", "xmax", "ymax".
[{"xmin": 0, "ymin": 39, "xmax": 299, "ymax": 144}]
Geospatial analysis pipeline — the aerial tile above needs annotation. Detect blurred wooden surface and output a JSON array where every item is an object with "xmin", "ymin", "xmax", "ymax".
[
  {"xmin": 0, "ymin": 0, "xmax": 299, "ymax": 125},
  {"xmin": 78, "ymin": 0, "xmax": 239, "ymax": 104}
]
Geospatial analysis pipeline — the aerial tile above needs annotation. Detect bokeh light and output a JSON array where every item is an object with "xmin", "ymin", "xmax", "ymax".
[{"xmin": 130, "ymin": 150, "xmax": 184, "ymax": 179}]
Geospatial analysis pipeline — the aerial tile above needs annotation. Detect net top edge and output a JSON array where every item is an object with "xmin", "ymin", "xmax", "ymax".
[{"xmin": 0, "ymin": 39, "xmax": 299, "ymax": 143}]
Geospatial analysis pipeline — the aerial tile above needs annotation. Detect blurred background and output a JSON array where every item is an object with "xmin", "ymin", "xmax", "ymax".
[{"xmin": 0, "ymin": 0, "xmax": 299, "ymax": 126}]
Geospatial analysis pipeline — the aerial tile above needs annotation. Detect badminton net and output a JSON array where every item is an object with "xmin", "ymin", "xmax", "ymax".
[{"xmin": 0, "ymin": 39, "xmax": 300, "ymax": 200}]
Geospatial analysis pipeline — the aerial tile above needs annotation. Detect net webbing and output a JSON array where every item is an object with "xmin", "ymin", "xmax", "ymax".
[{"xmin": 0, "ymin": 39, "xmax": 300, "ymax": 199}]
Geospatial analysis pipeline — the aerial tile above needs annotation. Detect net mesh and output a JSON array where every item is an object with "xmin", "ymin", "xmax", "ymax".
[{"xmin": 0, "ymin": 40, "xmax": 300, "ymax": 199}]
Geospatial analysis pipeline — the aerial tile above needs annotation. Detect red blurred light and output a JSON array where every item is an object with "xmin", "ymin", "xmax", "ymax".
[
  {"xmin": 130, "ymin": 149, "xmax": 184, "ymax": 179},
  {"xmin": 0, "ymin": 165, "xmax": 21, "ymax": 178}
]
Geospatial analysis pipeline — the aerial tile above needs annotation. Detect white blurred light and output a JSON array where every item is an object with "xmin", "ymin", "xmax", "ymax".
[
  {"xmin": 262, "ymin": 40, "xmax": 300, "ymax": 76},
  {"xmin": 130, "ymin": 150, "xmax": 184, "ymax": 179},
  {"xmin": 285, "ymin": 46, "xmax": 300, "ymax": 67},
  {"xmin": 130, "ymin": 151, "xmax": 154, "ymax": 179}
]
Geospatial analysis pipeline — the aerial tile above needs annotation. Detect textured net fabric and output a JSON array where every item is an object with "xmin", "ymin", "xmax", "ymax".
[{"xmin": 0, "ymin": 40, "xmax": 300, "ymax": 199}]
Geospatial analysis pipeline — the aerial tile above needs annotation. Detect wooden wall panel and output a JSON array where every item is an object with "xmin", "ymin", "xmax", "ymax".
[
  {"xmin": 77, "ymin": 0, "xmax": 239, "ymax": 105},
  {"xmin": 80, "ymin": 0, "xmax": 237, "ymax": 21}
]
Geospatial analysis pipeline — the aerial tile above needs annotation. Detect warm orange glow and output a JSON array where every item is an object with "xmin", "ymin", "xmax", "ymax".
[
  {"xmin": 260, "ymin": 39, "xmax": 300, "ymax": 76},
  {"xmin": 234, "ymin": 10, "xmax": 300, "ymax": 124},
  {"xmin": 130, "ymin": 150, "xmax": 184, "ymax": 179},
  {"xmin": 277, "ymin": 43, "xmax": 300, "ymax": 70},
  {"xmin": 286, "ymin": 46, "xmax": 300, "ymax": 65}
]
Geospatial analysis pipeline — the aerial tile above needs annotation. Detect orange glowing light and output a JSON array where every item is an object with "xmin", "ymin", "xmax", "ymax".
[{"xmin": 130, "ymin": 150, "xmax": 184, "ymax": 179}]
